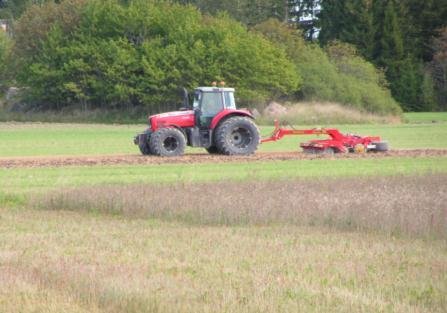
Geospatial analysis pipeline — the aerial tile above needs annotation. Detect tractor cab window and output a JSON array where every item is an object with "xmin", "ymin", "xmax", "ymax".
[
  {"xmin": 201, "ymin": 92, "xmax": 224, "ymax": 116},
  {"xmin": 224, "ymin": 91, "xmax": 236, "ymax": 109}
]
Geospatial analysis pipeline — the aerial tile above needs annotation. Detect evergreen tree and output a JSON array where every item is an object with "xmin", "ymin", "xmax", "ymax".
[
  {"xmin": 373, "ymin": 1, "xmax": 416, "ymax": 110},
  {"xmin": 319, "ymin": 0, "xmax": 374, "ymax": 57},
  {"xmin": 431, "ymin": 27, "xmax": 447, "ymax": 110},
  {"xmin": 399, "ymin": 0, "xmax": 447, "ymax": 62},
  {"xmin": 318, "ymin": 0, "xmax": 447, "ymax": 111},
  {"xmin": 318, "ymin": 0, "xmax": 346, "ymax": 44},
  {"xmin": 372, "ymin": 0, "xmax": 403, "ymax": 67},
  {"xmin": 393, "ymin": 57, "xmax": 422, "ymax": 111},
  {"xmin": 178, "ymin": 0, "xmax": 288, "ymax": 26},
  {"xmin": 421, "ymin": 69, "xmax": 438, "ymax": 111}
]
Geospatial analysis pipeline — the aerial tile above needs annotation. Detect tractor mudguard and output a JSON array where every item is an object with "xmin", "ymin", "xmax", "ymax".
[{"xmin": 210, "ymin": 109, "xmax": 254, "ymax": 129}]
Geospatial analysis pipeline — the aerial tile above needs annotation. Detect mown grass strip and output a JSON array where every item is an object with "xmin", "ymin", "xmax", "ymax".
[{"xmin": 1, "ymin": 157, "xmax": 447, "ymax": 195}]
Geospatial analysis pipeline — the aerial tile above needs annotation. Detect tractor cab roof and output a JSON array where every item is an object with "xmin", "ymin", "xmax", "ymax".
[{"xmin": 195, "ymin": 87, "xmax": 235, "ymax": 93}]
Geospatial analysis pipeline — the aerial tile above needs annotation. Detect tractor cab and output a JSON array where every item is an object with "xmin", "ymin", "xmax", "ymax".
[{"xmin": 193, "ymin": 86, "xmax": 236, "ymax": 128}]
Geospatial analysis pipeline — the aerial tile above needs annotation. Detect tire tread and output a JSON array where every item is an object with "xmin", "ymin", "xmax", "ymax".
[
  {"xmin": 149, "ymin": 128, "xmax": 186, "ymax": 157},
  {"xmin": 215, "ymin": 117, "xmax": 260, "ymax": 155}
]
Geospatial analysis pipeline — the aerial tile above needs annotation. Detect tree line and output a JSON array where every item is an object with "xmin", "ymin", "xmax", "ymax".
[
  {"xmin": 318, "ymin": 0, "xmax": 447, "ymax": 111},
  {"xmin": 178, "ymin": 0, "xmax": 447, "ymax": 111},
  {"xmin": 1, "ymin": 0, "xmax": 443, "ymax": 113}
]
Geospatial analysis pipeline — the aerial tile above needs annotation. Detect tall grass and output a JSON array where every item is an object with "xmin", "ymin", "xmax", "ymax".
[
  {"xmin": 34, "ymin": 174, "xmax": 447, "ymax": 239},
  {"xmin": 256, "ymin": 101, "xmax": 402, "ymax": 125}
]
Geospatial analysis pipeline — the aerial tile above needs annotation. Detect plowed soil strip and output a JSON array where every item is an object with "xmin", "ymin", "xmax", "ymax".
[{"xmin": 1, "ymin": 149, "xmax": 446, "ymax": 168}]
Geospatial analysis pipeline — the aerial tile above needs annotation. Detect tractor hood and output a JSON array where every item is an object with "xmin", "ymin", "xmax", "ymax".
[{"xmin": 149, "ymin": 110, "xmax": 195, "ymax": 130}]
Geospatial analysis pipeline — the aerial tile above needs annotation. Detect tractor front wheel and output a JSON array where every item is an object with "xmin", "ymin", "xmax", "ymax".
[
  {"xmin": 149, "ymin": 128, "xmax": 186, "ymax": 157},
  {"xmin": 215, "ymin": 117, "xmax": 260, "ymax": 155},
  {"xmin": 205, "ymin": 146, "xmax": 220, "ymax": 154},
  {"xmin": 137, "ymin": 134, "xmax": 152, "ymax": 155},
  {"xmin": 139, "ymin": 141, "xmax": 152, "ymax": 155}
]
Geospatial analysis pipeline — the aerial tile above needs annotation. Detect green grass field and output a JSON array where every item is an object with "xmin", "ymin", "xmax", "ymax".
[
  {"xmin": 1, "ymin": 157, "xmax": 447, "ymax": 197},
  {"xmin": 404, "ymin": 112, "xmax": 447, "ymax": 123},
  {"xmin": 1, "ymin": 114, "xmax": 447, "ymax": 313},
  {"xmin": 0, "ymin": 121, "xmax": 446, "ymax": 157},
  {"xmin": 2, "ymin": 207, "xmax": 446, "ymax": 313}
]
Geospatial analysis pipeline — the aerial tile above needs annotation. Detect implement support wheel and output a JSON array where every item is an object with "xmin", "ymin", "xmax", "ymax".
[{"xmin": 372, "ymin": 141, "xmax": 389, "ymax": 152}]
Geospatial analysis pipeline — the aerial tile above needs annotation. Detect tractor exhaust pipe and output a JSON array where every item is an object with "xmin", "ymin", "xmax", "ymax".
[{"xmin": 183, "ymin": 88, "xmax": 190, "ymax": 109}]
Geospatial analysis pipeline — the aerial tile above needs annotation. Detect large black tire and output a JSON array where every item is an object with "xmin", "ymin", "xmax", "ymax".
[
  {"xmin": 372, "ymin": 141, "xmax": 389, "ymax": 152},
  {"xmin": 215, "ymin": 116, "xmax": 260, "ymax": 155},
  {"xmin": 149, "ymin": 128, "xmax": 186, "ymax": 157},
  {"xmin": 138, "ymin": 134, "xmax": 152, "ymax": 155},
  {"xmin": 205, "ymin": 146, "xmax": 220, "ymax": 154},
  {"xmin": 139, "ymin": 141, "xmax": 152, "ymax": 155}
]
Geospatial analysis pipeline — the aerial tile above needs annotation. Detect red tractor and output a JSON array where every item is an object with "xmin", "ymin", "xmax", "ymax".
[
  {"xmin": 134, "ymin": 84, "xmax": 260, "ymax": 156},
  {"xmin": 134, "ymin": 84, "xmax": 389, "ymax": 156}
]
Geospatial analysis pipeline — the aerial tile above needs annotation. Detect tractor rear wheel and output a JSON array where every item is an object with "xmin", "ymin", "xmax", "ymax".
[
  {"xmin": 215, "ymin": 117, "xmax": 260, "ymax": 155},
  {"xmin": 372, "ymin": 141, "xmax": 389, "ymax": 152},
  {"xmin": 149, "ymin": 128, "xmax": 186, "ymax": 157}
]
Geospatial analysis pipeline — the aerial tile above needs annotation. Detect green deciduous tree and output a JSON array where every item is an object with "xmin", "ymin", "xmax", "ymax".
[
  {"xmin": 0, "ymin": 29, "xmax": 11, "ymax": 90},
  {"xmin": 15, "ymin": 0, "xmax": 299, "ymax": 111},
  {"xmin": 255, "ymin": 19, "xmax": 401, "ymax": 114},
  {"xmin": 13, "ymin": 0, "xmax": 87, "ymax": 60}
]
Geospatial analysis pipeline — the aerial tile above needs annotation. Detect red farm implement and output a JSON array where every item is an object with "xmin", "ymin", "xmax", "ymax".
[{"xmin": 261, "ymin": 120, "xmax": 389, "ymax": 154}]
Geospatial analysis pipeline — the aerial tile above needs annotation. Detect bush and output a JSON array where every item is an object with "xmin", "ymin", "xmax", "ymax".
[
  {"xmin": 15, "ymin": 0, "xmax": 300, "ymax": 111},
  {"xmin": 0, "ymin": 30, "xmax": 11, "ymax": 91},
  {"xmin": 254, "ymin": 20, "xmax": 402, "ymax": 115}
]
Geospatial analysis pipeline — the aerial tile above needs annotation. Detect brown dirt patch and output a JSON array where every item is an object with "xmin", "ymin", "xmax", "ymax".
[{"xmin": 1, "ymin": 149, "xmax": 446, "ymax": 168}]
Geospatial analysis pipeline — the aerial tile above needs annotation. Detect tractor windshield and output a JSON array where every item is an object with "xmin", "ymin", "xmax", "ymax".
[{"xmin": 201, "ymin": 92, "xmax": 224, "ymax": 117}]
